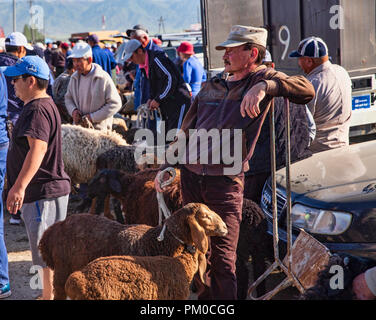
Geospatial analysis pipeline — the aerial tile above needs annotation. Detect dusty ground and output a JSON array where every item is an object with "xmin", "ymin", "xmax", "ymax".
[{"xmin": 3, "ymin": 197, "xmax": 299, "ymax": 300}]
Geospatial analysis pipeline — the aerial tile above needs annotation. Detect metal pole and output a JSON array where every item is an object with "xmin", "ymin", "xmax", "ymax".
[
  {"xmin": 13, "ymin": 0, "xmax": 16, "ymax": 32},
  {"xmin": 284, "ymin": 98, "xmax": 292, "ymax": 273}
]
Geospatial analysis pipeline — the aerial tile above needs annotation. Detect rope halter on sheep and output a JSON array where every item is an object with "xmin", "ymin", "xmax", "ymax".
[
  {"xmin": 136, "ymin": 104, "xmax": 162, "ymax": 129},
  {"xmin": 156, "ymin": 167, "xmax": 177, "ymax": 242}
]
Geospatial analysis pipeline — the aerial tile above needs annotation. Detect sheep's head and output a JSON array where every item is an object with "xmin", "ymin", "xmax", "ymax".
[
  {"xmin": 165, "ymin": 203, "xmax": 227, "ymax": 283},
  {"xmin": 165, "ymin": 203, "xmax": 227, "ymax": 243},
  {"xmin": 88, "ymin": 169, "xmax": 131, "ymax": 199}
]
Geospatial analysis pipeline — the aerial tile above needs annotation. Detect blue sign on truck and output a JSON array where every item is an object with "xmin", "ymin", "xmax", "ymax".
[{"xmin": 352, "ymin": 94, "xmax": 371, "ymax": 110}]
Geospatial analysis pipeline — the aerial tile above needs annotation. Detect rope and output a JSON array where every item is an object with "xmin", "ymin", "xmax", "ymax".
[
  {"xmin": 156, "ymin": 167, "xmax": 177, "ymax": 240},
  {"xmin": 136, "ymin": 104, "xmax": 162, "ymax": 129}
]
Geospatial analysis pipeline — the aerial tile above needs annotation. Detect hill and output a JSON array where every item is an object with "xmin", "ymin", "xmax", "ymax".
[{"xmin": 0, "ymin": 0, "xmax": 201, "ymax": 40}]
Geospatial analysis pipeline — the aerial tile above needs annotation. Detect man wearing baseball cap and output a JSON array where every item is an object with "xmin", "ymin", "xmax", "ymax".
[
  {"xmin": 124, "ymin": 39, "xmax": 191, "ymax": 138},
  {"xmin": 154, "ymin": 25, "xmax": 315, "ymax": 300},
  {"xmin": 87, "ymin": 34, "xmax": 116, "ymax": 77},
  {"xmin": 65, "ymin": 42, "xmax": 122, "ymax": 131},
  {"xmin": 2, "ymin": 55, "xmax": 71, "ymax": 300},
  {"xmin": 177, "ymin": 41, "xmax": 207, "ymax": 100},
  {"xmin": 127, "ymin": 24, "xmax": 164, "ymax": 136},
  {"xmin": 0, "ymin": 32, "xmax": 32, "ymax": 126},
  {"xmin": 289, "ymin": 36, "xmax": 352, "ymax": 153},
  {"xmin": 0, "ymin": 32, "xmax": 35, "ymax": 225}
]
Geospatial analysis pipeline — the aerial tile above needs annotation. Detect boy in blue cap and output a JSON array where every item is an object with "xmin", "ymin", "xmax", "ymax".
[{"xmin": 3, "ymin": 55, "xmax": 71, "ymax": 299}]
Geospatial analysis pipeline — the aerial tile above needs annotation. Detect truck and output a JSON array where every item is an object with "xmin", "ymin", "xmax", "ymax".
[{"xmin": 200, "ymin": 0, "xmax": 376, "ymax": 138}]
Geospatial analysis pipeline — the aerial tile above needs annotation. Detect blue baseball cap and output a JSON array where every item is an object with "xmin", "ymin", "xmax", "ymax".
[
  {"xmin": 2, "ymin": 55, "xmax": 50, "ymax": 80},
  {"xmin": 289, "ymin": 36, "xmax": 328, "ymax": 58}
]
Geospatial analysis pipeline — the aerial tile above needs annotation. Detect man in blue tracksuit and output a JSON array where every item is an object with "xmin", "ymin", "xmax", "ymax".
[
  {"xmin": 126, "ymin": 25, "xmax": 164, "ymax": 133},
  {"xmin": 87, "ymin": 34, "xmax": 117, "ymax": 77},
  {"xmin": 123, "ymin": 39, "xmax": 191, "ymax": 140}
]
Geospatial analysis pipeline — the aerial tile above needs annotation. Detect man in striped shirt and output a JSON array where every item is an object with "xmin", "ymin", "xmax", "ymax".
[{"xmin": 124, "ymin": 39, "xmax": 192, "ymax": 141}]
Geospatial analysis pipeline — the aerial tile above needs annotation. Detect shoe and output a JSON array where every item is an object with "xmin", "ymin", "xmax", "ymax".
[
  {"xmin": 9, "ymin": 217, "xmax": 21, "ymax": 225},
  {"xmin": 0, "ymin": 283, "xmax": 11, "ymax": 299}
]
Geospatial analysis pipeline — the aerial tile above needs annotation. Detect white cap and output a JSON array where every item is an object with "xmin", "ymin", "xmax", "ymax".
[
  {"xmin": 5, "ymin": 32, "xmax": 33, "ymax": 50},
  {"xmin": 68, "ymin": 42, "xmax": 92, "ymax": 59},
  {"xmin": 105, "ymin": 43, "xmax": 111, "ymax": 48}
]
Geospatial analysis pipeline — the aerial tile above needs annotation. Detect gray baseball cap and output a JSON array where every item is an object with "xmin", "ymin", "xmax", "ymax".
[
  {"xmin": 126, "ymin": 24, "xmax": 149, "ymax": 37},
  {"xmin": 122, "ymin": 39, "xmax": 142, "ymax": 61}
]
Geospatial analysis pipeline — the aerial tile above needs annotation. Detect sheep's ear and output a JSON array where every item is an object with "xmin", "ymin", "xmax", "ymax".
[
  {"xmin": 187, "ymin": 216, "xmax": 208, "ymax": 254},
  {"xmin": 109, "ymin": 178, "xmax": 122, "ymax": 193},
  {"xmin": 197, "ymin": 252, "xmax": 207, "ymax": 285}
]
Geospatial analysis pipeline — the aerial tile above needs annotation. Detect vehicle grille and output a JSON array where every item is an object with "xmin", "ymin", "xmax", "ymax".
[{"xmin": 260, "ymin": 179, "xmax": 287, "ymax": 221}]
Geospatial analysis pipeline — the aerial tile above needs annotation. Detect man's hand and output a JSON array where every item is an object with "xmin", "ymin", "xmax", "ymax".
[
  {"xmin": 6, "ymin": 184, "xmax": 25, "ymax": 214},
  {"xmin": 72, "ymin": 109, "xmax": 82, "ymax": 124},
  {"xmin": 353, "ymin": 272, "xmax": 376, "ymax": 300},
  {"xmin": 240, "ymin": 81, "xmax": 267, "ymax": 118},
  {"xmin": 148, "ymin": 99, "xmax": 160, "ymax": 111}
]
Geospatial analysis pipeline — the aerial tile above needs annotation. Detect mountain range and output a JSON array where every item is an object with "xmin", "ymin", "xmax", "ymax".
[{"xmin": 0, "ymin": 0, "xmax": 201, "ymax": 40}]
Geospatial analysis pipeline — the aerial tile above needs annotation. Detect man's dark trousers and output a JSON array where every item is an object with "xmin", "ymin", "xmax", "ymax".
[{"xmin": 180, "ymin": 166, "xmax": 244, "ymax": 300}]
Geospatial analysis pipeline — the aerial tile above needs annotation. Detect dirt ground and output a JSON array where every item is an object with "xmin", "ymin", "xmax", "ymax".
[{"xmin": 3, "ymin": 198, "xmax": 299, "ymax": 300}]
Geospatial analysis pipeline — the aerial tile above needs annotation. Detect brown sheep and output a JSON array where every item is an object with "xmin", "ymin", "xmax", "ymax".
[
  {"xmin": 87, "ymin": 168, "xmax": 182, "ymax": 226},
  {"xmin": 65, "ymin": 210, "xmax": 227, "ymax": 300},
  {"xmin": 39, "ymin": 203, "xmax": 220, "ymax": 300}
]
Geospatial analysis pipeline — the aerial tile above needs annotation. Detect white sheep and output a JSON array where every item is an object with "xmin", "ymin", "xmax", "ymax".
[{"xmin": 61, "ymin": 124, "xmax": 128, "ymax": 185}]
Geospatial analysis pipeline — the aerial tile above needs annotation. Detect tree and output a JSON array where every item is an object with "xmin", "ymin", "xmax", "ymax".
[{"xmin": 23, "ymin": 24, "xmax": 45, "ymax": 43}]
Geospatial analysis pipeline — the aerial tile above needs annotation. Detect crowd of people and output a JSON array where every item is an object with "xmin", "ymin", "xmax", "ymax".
[{"xmin": 0, "ymin": 22, "xmax": 375, "ymax": 301}]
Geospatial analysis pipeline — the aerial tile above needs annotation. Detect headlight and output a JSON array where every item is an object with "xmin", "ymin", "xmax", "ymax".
[{"xmin": 291, "ymin": 204, "xmax": 352, "ymax": 235}]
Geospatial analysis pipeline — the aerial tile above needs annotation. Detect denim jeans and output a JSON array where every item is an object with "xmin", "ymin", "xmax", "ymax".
[{"xmin": 0, "ymin": 142, "xmax": 9, "ymax": 288}]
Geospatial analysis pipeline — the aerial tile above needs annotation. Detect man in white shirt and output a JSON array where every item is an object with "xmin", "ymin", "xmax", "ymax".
[
  {"xmin": 289, "ymin": 36, "xmax": 352, "ymax": 153},
  {"xmin": 65, "ymin": 42, "xmax": 122, "ymax": 131}
]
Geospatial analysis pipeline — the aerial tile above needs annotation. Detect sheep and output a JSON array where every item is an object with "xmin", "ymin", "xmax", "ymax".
[
  {"xmin": 39, "ymin": 202, "xmax": 224, "ymax": 300},
  {"xmin": 300, "ymin": 253, "xmax": 376, "ymax": 300},
  {"xmin": 65, "ymin": 213, "xmax": 228, "ymax": 300},
  {"xmin": 86, "ymin": 168, "xmax": 275, "ymax": 297},
  {"xmin": 86, "ymin": 168, "xmax": 182, "ymax": 226},
  {"xmin": 236, "ymin": 198, "xmax": 274, "ymax": 299},
  {"xmin": 61, "ymin": 124, "xmax": 128, "ymax": 186}
]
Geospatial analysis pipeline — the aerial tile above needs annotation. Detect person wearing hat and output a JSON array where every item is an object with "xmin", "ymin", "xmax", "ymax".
[
  {"xmin": 87, "ymin": 34, "xmax": 116, "ymax": 77},
  {"xmin": 0, "ymin": 70, "xmax": 11, "ymax": 298},
  {"xmin": 289, "ymin": 36, "xmax": 352, "ymax": 153},
  {"xmin": 0, "ymin": 32, "xmax": 32, "ymax": 125},
  {"xmin": 154, "ymin": 25, "xmax": 315, "ymax": 300},
  {"xmin": 127, "ymin": 24, "xmax": 164, "ymax": 135},
  {"xmin": 124, "ymin": 39, "xmax": 191, "ymax": 138},
  {"xmin": 52, "ymin": 57, "xmax": 75, "ymax": 124},
  {"xmin": 65, "ymin": 42, "xmax": 122, "ymax": 131},
  {"xmin": 0, "ymin": 32, "xmax": 35, "ymax": 225},
  {"xmin": 2, "ymin": 55, "xmax": 71, "ymax": 300},
  {"xmin": 51, "ymin": 41, "xmax": 69, "ymax": 78},
  {"xmin": 177, "ymin": 41, "xmax": 207, "ymax": 100}
]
